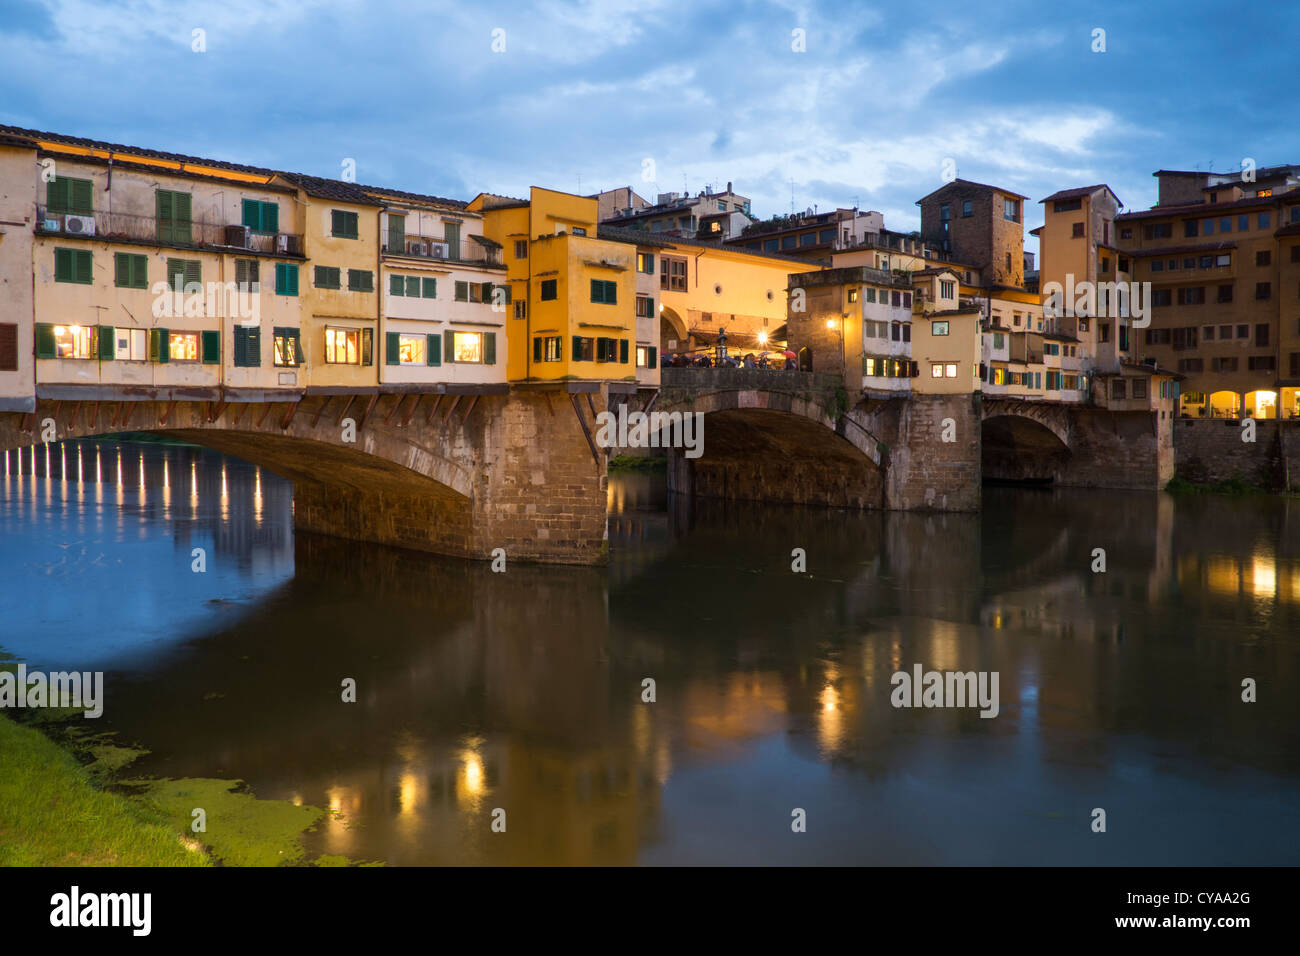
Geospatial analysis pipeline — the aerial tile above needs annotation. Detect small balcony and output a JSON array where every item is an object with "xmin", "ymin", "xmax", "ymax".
[
  {"xmin": 381, "ymin": 234, "xmax": 503, "ymax": 267},
  {"xmin": 35, "ymin": 205, "xmax": 303, "ymax": 256}
]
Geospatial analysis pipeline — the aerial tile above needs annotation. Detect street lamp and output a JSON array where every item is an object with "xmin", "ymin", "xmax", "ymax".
[{"xmin": 826, "ymin": 315, "xmax": 845, "ymax": 375}]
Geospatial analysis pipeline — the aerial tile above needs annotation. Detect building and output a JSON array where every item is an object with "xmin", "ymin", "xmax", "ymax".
[
  {"xmin": 727, "ymin": 207, "xmax": 885, "ymax": 264},
  {"xmin": 918, "ymin": 179, "xmax": 1029, "ymax": 289},
  {"xmin": 598, "ymin": 183, "xmax": 752, "ymax": 240}
]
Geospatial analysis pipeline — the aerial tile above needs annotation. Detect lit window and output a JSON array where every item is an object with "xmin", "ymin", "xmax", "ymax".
[
  {"xmin": 54, "ymin": 324, "xmax": 94, "ymax": 359},
  {"xmin": 451, "ymin": 331, "xmax": 482, "ymax": 363},
  {"xmin": 945, "ymin": 363, "xmax": 958, "ymax": 377},
  {"xmin": 325, "ymin": 327, "xmax": 360, "ymax": 365},
  {"xmin": 274, "ymin": 328, "xmax": 302, "ymax": 367},
  {"xmin": 168, "ymin": 332, "xmax": 199, "ymax": 362},
  {"xmin": 398, "ymin": 334, "xmax": 425, "ymax": 365},
  {"xmin": 931, "ymin": 363, "xmax": 943, "ymax": 378}
]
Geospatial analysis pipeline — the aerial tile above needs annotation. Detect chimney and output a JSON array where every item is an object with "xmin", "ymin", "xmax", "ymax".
[{"xmin": 727, "ymin": 181, "xmax": 732, "ymax": 193}]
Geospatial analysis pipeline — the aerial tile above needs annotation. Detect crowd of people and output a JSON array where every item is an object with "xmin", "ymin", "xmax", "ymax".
[{"xmin": 661, "ymin": 350, "xmax": 797, "ymax": 370}]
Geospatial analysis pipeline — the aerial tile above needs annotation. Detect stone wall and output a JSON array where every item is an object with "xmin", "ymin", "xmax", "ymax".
[
  {"xmin": 882, "ymin": 392, "xmax": 982, "ymax": 511},
  {"xmin": 1173, "ymin": 418, "xmax": 1299, "ymax": 489},
  {"xmin": 1058, "ymin": 409, "xmax": 1174, "ymax": 490}
]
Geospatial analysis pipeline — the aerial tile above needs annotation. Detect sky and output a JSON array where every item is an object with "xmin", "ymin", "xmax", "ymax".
[{"xmin": 1, "ymin": 0, "xmax": 1295, "ymax": 253}]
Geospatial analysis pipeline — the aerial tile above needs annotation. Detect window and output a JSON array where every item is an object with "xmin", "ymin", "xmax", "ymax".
[
  {"xmin": 1220, "ymin": 217, "xmax": 1232, "ymax": 232},
  {"xmin": 1258, "ymin": 213, "xmax": 1271, "ymax": 229},
  {"xmin": 444, "ymin": 221, "xmax": 461, "ymax": 252},
  {"xmin": 156, "ymin": 189, "xmax": 192, "ymax": 244},
  {"xmin": 1003, "ymin": 198, "xmax": 1020, "ymax": 222},
  {"xmin": 273, "ymin": 327, "xmax": 303, "ymax": 367},
  {"xmin": 1177, "ymin": 359, "xmax": 1203, "ymax": 373},
  {"xmin": 347, "ymin": 269, "xmax": 373, "ymax": 292},
  {"xmin": 940, "ymin": 204, "xmax": 951, "ymax": 221},
  {"xmin": 931, "ymin": 363, "xmax": 944, "ymax": 378},
  {"xmin": 1237, "ymin": 324, "xmax": 1249, "ymax": 339},
  {"xmin": 1152, "ymin": 260, "xmax": 1164, "ymax": 272},
  {"xmin": 1183, "ymin": 219, "xmax": 1198, "ymax": 238},
  {"xmin": 1072, "ymin": 222, "xmax": 1085, "ymax": 238},
  {"xmin": 387, "ymin": 213, "xmax": 405, "ymax": 253},
  {"xmin": 818, "ymin": 229, "xmax": 835, "ymax": 243},
  {"xmin": 241, "ymin": 199, "xmax": 279, "ymax": 233},
  {"xmin": 572, "ymin": 226, "xmax": 587, "ymax": 236},
  {"xmin": 1213, "ymin": 357, "xmax": 1238, "ymax": 373},
  {"xmin": 932, "ymin": 320, "xmax": 950, "ymax": 336},
  {"xmin": 388, "ymin": 333, "xmax": 426, "ymax": 365},
  {"xmin": 1177, "ymin": 287, "xmax": 1205, "ymax": 306},
  {"xmin": 276, "ymin": 263, "xmax": 300, "ymax": 296},
  {"xmin": 962, "ymin": 200, "xmax": 972, "ymax": 217},
  {"xmin": 1256, "ymin": 250, "xmax": 1272, "ymax": 267},
  {"xmin": 1216, "ymin": 254, "xmax": 1231, "ymax": 267},
  {"xmin": 660, "ymin": 256, "xmax": 687, "ymax": 291},
  {"xmin": 235, "ymin": 258, "xmax": 259, "ymax": 290},
  {"xmin": 540, "ymin": 279, "xmax": 557, "ymax": 301},
  {"xmin": 315, "ymin": 266, "xmax": 341, "ymax": 289},
  {"xmin": 1218, "ymin": 284, "xmax": 1233, "ymax": 303},
  {"xmin": 636, "ymin": 346, "xmax": 657, "ymax": 367},
  {"xmin": 1219, "ymin": 324, "xmax": 1233, "ymax": 339},
  {"xmin": 326, "ymin": 327, "xmax": 360, "ymax": 364},
  {"xmin": 114, "ymin": 253, "xmax": 148, "ymax": 289},
  {"xmin": 945, "ymin": 363, "xmax": 957, "ymax": 378},
  {"xmin": 1111, "ymin": 379, "xmax": 1127, "ymax": 399},
  {"xmin": 993, "ymin": 332, "xmax": 1005, "ymax": 349},
  {"xmin": 1256, "ymin": 323, "xmax": 1270, "ymax": 346},
  {"xmin": 55, "ymin": 248, "xmax": 92, "ymax": 285},
  {"xmin": 515, "ymin": 240, "xmax": 528, "ymax": 259},
  {"xmin": 331, "ymin": 210, "xmax": 359, "ymax": 239},
  {"xmin": 763, "ymin": 239, "xmax": 778, "ymax": 252},
  {"xmin": 1256, "ymin": 282, "xmax": 1271, "ymax": 300},
  {"xmin": 636, "ymin": 295, "xmax": 654, "ymax": 318},
  {"xmin": 590, "ymin": 279, "xmax": 617, "ymax": 304},
  {"xmin": 1248, "ymin": 355, "xmax": 1276, "ymax": 371},
  {"xmin": 1238, "ymin": 215, "xmax": 1249, "ymax": 231},
  {"xmin": 940, "ymin": 280, "xmax": 955, "ymax": 298},
  {"xmin": 165, "ymin": 258, "xmax": 201, "ymax": 293},
  {"xmin": 514, "ymin": 301, "xmax": 526, "ymax": 319},
  {"xmin": 1145, "ymin": 223, "xmax": 1172, "ymax": 239},
  {"xmin": 1120, "ymin": 227, "xmax": 1133, "ymax": 239},
  {"xmin": 47, "ymin": 176, "xmax": 93, "ymax": 215},
  {"xmin": 1203, "ymin": 326, "xmax": 1215, "ymax": 341},
  {"xmin": 864, "ymin": 288, "xmax": 876, "ymax": 303},
  {"xmin": 43, "ymin": 323, "xmax": 95, "ymax": 359},
  {"xmin": 446, "ymin": 329, "xmax": 493, "ymax": 363},
  {"xmin": 572, "ymin": 336, "xmax": 594, "ymax": 362},
  {"xmin": 1203, "ymin": 219, "xmax": 1215, "ymax": 235},
  {"xmin": 636, "ymin": 252, "xmax": 655, "ymax": 274},
  {"xmin": 233, "ymin": 326, "xmax": 260, "ymax": 367},
  {"xmin": 1101, "ymin": 256, "xmax": 1111, "ymax": 273},
  {"xmin": 168, "ymin": 332, "xmax": 199, "ymax": 362},
  {"xmin": 1100, "ymin": 323, "xmax": 1111, "ymax": 343},
  {"xmin": 1184, "ymin": 258, "xmax": 1195, "ymax": 269},
  {"xmin": 1132, "ymin": 379, "xmax": 1148, "ymax": 399},
  {"xmin": 847, "ymin": 289, "xmax": 859, "ymax": 303},
  {"xmin": 533, "ymin": 336, "xmax": 563, "ymax": 362},
  {"xmin": 113, "ymin": 327, "xmax": 147, "ymax": 362}
]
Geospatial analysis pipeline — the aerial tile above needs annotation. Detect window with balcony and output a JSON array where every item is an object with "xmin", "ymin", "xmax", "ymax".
[
  {"xmin": 156, "ymin": 190, "xmax": 192, "ymax": 244},
  {"xmin": 48, "ymin": 176, "xmax": 93, "ymax": 215},
  {"xmin": 242, "ymin": 199, "xmax": 279, "ymax": 234}
]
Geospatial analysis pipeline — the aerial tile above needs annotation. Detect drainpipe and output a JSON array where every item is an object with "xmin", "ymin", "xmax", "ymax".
[{"xmin": 377, "ymin": 207, "xmax": 384, "ymax": 388}]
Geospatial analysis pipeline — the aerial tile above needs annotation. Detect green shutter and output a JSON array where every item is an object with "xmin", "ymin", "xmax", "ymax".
[
  {"xmin": 98, "ymin": 326, "xmax": 115, "ymax": 361},
  {"xmin": 572, "ymin": 336, "xmax": 582, "ymax": 362},
  {"xmin": 174, "ymin": 193, "xmax": 192, "ymax": 244},
  {"xmin": 74, "ymin": 250, "xmax": 92, "ymax": 284},
  {"xmin": 406, "ymin": 277, "xmax": 421, "ymax": 297},
  {"xmin": 426, "ymin": 333, "xmax": 440, "ymax": 366},
  {"xmin": 444, "ymin": 329, "xmax": 454, "ymax": 362},
  {"xmin": 455, "ymin": 281, "xmax": 467, "ymax": 301},
  {"xmin": 156, "ymin": 190, "xmax": 172, "ymax": 242},
  {"xmin": 151, "ymin": 328, "xmax": 169, "ymax": 363},
  {"xmin": 645, "ymin": 253, "xmax": 654, "ymax": 273},
  {"xmin": 233, "ymin": 327, "xmax": 246, "ymax": 367},
  {"xmin": 35, "ymin": 323, "xmax": 56, "ymax": 358},
  {"xmin": 201, "ymin": 330, "xmax": 221, "ymax": 364},
  {"xmin": 242, "ymin": 199, "xmax": 258, "ymax": 229},
  {"xmin": 47, "ymin": 177, "xmax": 70, "ymax": 213},
  {"xmin": 293, "ymin": 332, "xmax": 304, "ymax": 365},
  {"xmin": 533, "ymin": 338, "xmax": 542, "ymax": 363},
  {"xmin": 167, "ymin": 258, "xmax": 184, "ymax": 292},
  {"xmin": 422, "ymin": 277, "xmax": 436, "ymax": 298},
  {"xmin": 263, "ymin": 203, "xmax": 278, "ymax": 234},
  {"xmin": 590, "ymin": 279, "xmax": 601, "ymax": 303},
  {"xmin": 620, "ymin": 339, "xmax": 629, "ymax": 363},
  {"xmin": 185, "ymin": 259, "xmax": 201, "ymax": 289},
  {"xmin": 54, "ymin": 248, "xmax": 72, "ymax": 282},
  {"xmin": 606, "ymin": 281, "xmax": 617, "ymax": 305},
  {"xmin": 484, "ymin": 332, "xmax": 496, "ymax": 365},
  {"xmin": 71, "ymin": 178, "xmax": 92, "ymax": 214},
  {"xmin": 388, "ymin": 215, "xmax": 405, "ymax": 252},
  {"xmin": 390, "ymin": 274, "xmax": 404, "ymax": 296},
  {"xmin": 648, "ymin": 346, "xmax": 657, "ymax": 367},
  {"xmin": 386, "ymin": 331, "xmax": 401, "ymax": 365}
]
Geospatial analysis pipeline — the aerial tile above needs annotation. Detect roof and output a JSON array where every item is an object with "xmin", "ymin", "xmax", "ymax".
[
  {"xmin": 1040, "ymin": 184, "xmax": 1121, "ymax": 207},
  {"xmin": 926, "ymin": 306, "xmax": 982, "ymax": 317},
  {"xmin": 469, "ymin": 234, "xmax": 501, "ymax": 249},
  {"xmin": 599, "ymin": 224, "xmax": 822, "ymax": 266},
  {"xmin": 0, "ymin": 123, "xmax": 280, "ymax": 178},
  {"xmin": 277, "ymin": 172, "xmax": 383, "ymax": 206},
  {"xmin": 1129, "ymin": 240, "xmax": 1237, "ymax": 258},
  {"xmin": 361, "ymin": 184, "xmax": 467, "ymax": 210},
  {"xmin": 1117, "ymin": 193, "xmax": 1280, "ymax": 221},
  {"xmin": 1273, "ymin": 222, "xmax": 1300, "ymax": 238},
  {"xmin": 916, "ymin": 178, "xmax": 1029, "ymax": 204}
]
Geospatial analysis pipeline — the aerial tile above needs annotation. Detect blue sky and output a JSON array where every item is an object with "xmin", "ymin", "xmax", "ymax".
[{"xmin": 1, "ymin": 0, "xmax": 1294, "ymax": 252}]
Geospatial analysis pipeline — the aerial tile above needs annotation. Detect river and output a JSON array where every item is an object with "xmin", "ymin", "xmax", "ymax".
[{"xmin": 2, "ymin": 439, "xmax": 1299, "ymax": 865}]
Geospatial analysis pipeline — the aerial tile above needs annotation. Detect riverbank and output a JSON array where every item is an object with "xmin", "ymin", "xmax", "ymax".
[{"xmin": 0, "ymin": 710, "xmax": 346, "ymax": 866}]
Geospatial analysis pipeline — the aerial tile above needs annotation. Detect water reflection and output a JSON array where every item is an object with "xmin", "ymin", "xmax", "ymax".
[{"xmin": 3, "ymin": 443, "xmax": 1300, "ymax": 864}]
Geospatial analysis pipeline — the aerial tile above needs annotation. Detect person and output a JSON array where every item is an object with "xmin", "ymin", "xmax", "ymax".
[{"xmin": 784, "ymin": 355, "xmax": 796, "ymax": 370}]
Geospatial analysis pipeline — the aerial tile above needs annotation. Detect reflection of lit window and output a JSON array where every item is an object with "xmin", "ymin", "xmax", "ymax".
[
  {"xmin": 451, "ymin": 331, "xmax": 481, "ymax": 363},
  {"xmin": 325, "ymin": 327, "xmax": 359, "ymax": 364},
  {"xmin": 168, "ymin": 332, "xmax": 198, "ymax": 362},
  {"xmin": 398, "ymin": 333, "xmax": 425, "ymax": 365},
  {"xmin": 115, "ymin": 328, "xmax": 147, "ymax": 361},
  {"xmin": 53, "ymin": 325, "xmax": 94, "ymax": 359}
]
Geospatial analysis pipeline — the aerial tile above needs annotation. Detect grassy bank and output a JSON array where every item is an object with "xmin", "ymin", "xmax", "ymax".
[
  {"xmin": 608, "ymin": 454, "xmax": 667, "ymax": 473},
  {"xmin": 0, "ymin": 711, "xmax": 344, "ymax": 867}
]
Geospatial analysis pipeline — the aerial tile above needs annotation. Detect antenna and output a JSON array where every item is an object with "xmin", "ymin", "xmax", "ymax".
[{"xmin": 790, "ymin": 179, "xmax": 795, "ymax": 216}]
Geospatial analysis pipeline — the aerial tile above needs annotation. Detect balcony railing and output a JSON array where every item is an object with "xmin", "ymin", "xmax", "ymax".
[
  {"xmin": 382, "ymin": 235, "xmax": 503, "ymax": 267},
  {"xmin": 35, "ymin": 205, "xmax": 303, "ymax": 256}
]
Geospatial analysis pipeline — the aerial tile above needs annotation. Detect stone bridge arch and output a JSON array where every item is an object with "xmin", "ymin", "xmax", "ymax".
[{"xmin": 980, "ymin": 398, "xmax": 1074, "ymax": 483}]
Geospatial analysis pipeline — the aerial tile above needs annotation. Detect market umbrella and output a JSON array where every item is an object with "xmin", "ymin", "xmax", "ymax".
[{"xmin": 783, "ymin": 349, "xmax": 796, "ymax": 358}]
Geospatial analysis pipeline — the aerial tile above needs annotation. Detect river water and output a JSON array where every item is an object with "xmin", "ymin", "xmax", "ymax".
[{"xmin": 2, "ymin": 439, "xmax": 1299, "ymax": 865}]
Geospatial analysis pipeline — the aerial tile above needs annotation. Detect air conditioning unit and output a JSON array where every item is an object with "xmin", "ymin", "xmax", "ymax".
[
  {"xmin": 428, "ymin": 241, "xmax": 448, "ymax": 258},
  {"xmin": 64, "ymin": 215, "xmax": 96, "ymax": 236},
  {"xmin": 42, "ymin": 215, "xmax": 62, "ymax": 232},
  {"xmin": 407, "ymin": 240, "xmax": 428, "ymax": 257},
  {"xmin": 225, "ymin": 225, "xmax": 252, "ymax": 248}
]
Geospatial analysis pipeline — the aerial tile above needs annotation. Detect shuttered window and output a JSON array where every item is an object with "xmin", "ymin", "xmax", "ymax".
[
  {"xmin": 166, "ymin": 258, "xmax": 201, "ymax": 293},
  {"xmin": 389, "ymin": 274, "xmax": 405, "ymax": 295},
  {"xmin": 426, "ymin": 333, "xmax": 441, "ymax": 366},
  {"xmin": 233, "ymin": 326, "xmax": 261, "ymax": 367},
  {"xmin": 156, "ymin": 189, "xmax": 193, "ymax": 244},
  {"xmin": 241, "ymin": 199, "xmax": 279, "ymax": 233},
  {"xmin": 619, "ymin": 339, "xmax": 629, "ymax": 363},
  {"xmin": 347, "ymin": 269, "xmax": 373, "ymax": 292},
  {"xmin": 422, "ymin": 277, "xmax": 436, "ymax": 298},
  {"xmin": 55, "ymin": 248, "xmax": 93, "ymax": 284},
  {"xmin": 201, "ymin": 330, "xmax": 221, "ymax": 364},
  {"xmin": 114, "ymin": 253, "xmax": 148, "ymax": 289},
  {"xmin": 0, "ymin": 323, "xmax": 17, "ymax": 370},
  {"xmin": 540, "ymin": 279, "xmax": 557, "ymax": 301},
  {"xmin": 276, "ymin": 263, "xmax": 300, "ymax": 296},
  {"xmin": 387, "ymin": 214, "xmax": 405, "ymax": 253},
  {"xmin": 455, "ymin": 281, "xmax": 468, "ymax": 301},
  {"xmin": 590, "ymin": 279, "xmax": 617, "ymax": 304},
  {"xmin": 48, "ymin": 177, "xmax": 94, "ymax": 215},
  {"xmin": 98, "ymin": 326, "xmax": 115, "ymax": 361},
  {"xmin": 35, "ymin": 324, "xmax": 56, "ymax": 358},
  {"xmin": 331, "ymin": 210, "xmax": 359, "ymax": 239},
  {"xmin": 273, "ymin": 327, "xmax": 303, "ymax": 367},
  {"xmin": 235, "ymin": 258, "xmax": 260, "ymax": 289},
  {"xmin": 314, "ymin": 266, "xmax": 340, "ymax": 289}
]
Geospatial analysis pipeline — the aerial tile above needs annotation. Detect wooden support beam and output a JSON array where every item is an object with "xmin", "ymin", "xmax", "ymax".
[
  {"xmin": 543, "ymin": 392, "xmax": 554, "ymax": 417},
  {"xmin": 460, "ymin": 394, "xmax": 479, "ymax": 424},
  {"xmin": 279, "ymin": 401, "xmax": 299, "ymax": 430},
  {"xmin": 442, "ymin": 395, "xmax": 460, "ymax": 422},
  {"xmin": 67, "ymin": 401, "xmax": 82, "ymax": 429},
  {"xmin": 642, "ymin": 389, "xmax": 660, "ymax": 415},
  {"xmin": 383, "ymin": 394, "xmax": 405, "ymax": 425},
  {"xmin": 336, "ymin": 395, "xmax": 356, "ymax": 427},
  {"xmin": 120, "ymin": 402, "xmax": 134, "ymax": 428},
  {"xmin": 425, "ymin": 394, "xmax": 443, "ymax": 424},
  {"xmin": 87, "ymin": 402, "xmax": 98, "ymax": 430},
  {"xmin": 585, "ymin": 392, "xmax": 599, "ymax": 420},
  {"xmin": 569, "ymin": 393, "xmax": 602, "ymax": 467},
  {"xmin": 256, "ymin": 402, "xmax": 276, "ymax": 428},
  {"xmin": 209, "ymin": 401, "xmax": 228, "ymax": 423},
  {"xmin": 158, "ymin": 400, "xmax": 177, "ymax": 426},
  {"xmin": 51, "ymin": 401, "xmax": 62, "ymax": 426},
  {"xmin": 356, "ymin": 394, "xmax": 379, "ymax": 432},
  {"xmin": 230, "ymin": 402, "xmax": 249, "ymax": 426},
  {"xmin": 312, "ymin": 395, "xmax": 333, "ymax": 428},
  {"xmin": 402, "ymin": 394, "xmax": 422, "ymax": 427}
]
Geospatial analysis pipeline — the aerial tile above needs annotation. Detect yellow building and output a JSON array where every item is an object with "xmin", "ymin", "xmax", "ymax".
[{"xmin": 468, "ymin": 187, "xmax": 635, "ymax": 385}]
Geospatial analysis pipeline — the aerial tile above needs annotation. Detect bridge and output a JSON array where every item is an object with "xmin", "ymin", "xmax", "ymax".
[{"xmin": 0, "ymin": 373, "xmax": 1173, "ymax": 565}]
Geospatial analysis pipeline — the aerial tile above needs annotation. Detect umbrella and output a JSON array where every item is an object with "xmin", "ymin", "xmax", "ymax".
[{"xmin": 783, "ymin": 349, "xmax": 796, "ymax": 358}]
